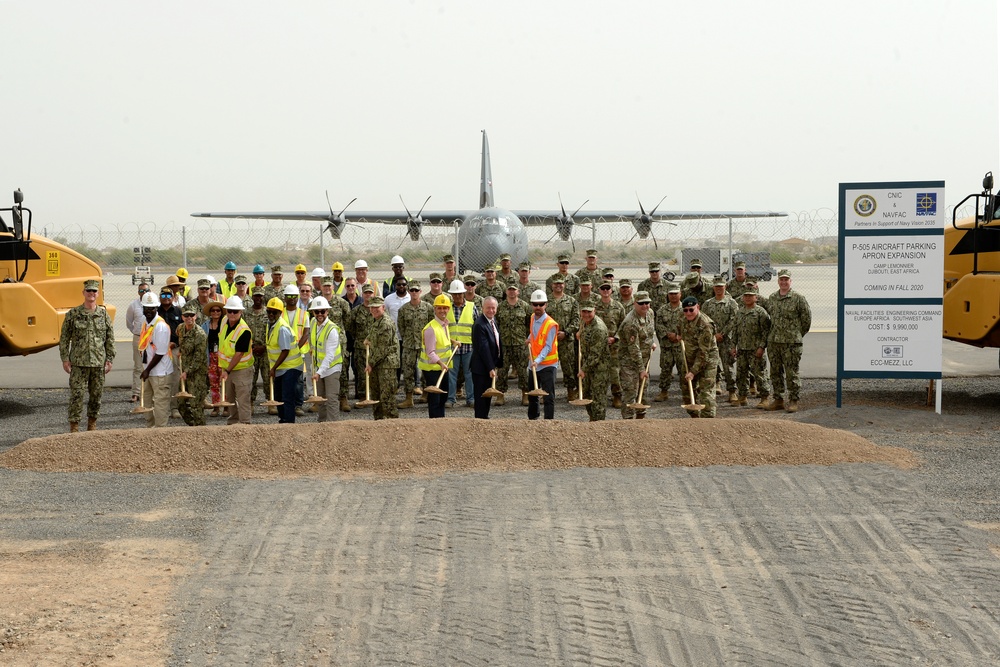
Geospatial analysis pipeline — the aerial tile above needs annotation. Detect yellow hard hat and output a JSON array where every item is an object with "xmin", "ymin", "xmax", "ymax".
[
  {"xmin": 266, "ymin": 297, "xmax": 285, "ymax": 311},
  {"xmin": 434, "ymin": 294, "xmax": 451, "ymax": 307},
  {"xmin": 295, "ymin": 263, "xmax": 307, "ymax": 273},
  {"xmin": 331, "ymin": 261, "xmax": 345, "ymax": 271},
  {"xmin": 176, "ymin": 267, "xmax": 189, "ymax": 279}
]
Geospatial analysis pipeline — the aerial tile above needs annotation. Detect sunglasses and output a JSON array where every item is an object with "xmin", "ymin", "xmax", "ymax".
[
  {"xmin": 558, "ymin": 261, "xmax": 569, "ymax": 265},
  {"xmin": 683, "ymin": 307, "xmax": 696, "ymax": 312},
  {"xmin": 226, "ymin": 309, "xmax": 240, "ymax": 314},
  {"xmin": 138, "ymin": 289, "xmax": 149, "ymax": 294},
  {"xmin": 160, "ymin": 294, "xmax": 172, "ymax": 298},
  {"xmin": 531, "ymin": 304, "xmax": 545, "ymax": 307},
  {"xmin": 199, "ymin": 287, "xmax": 210, "ymax": 291},
  {"xmin": 182, "ymin": 313, "xmax": 196, "ymax": 318},
  {"xmin": 408, "ymin": 288, "xmax": 420, "ymax": 292},
  {"xmin": 85, "ymin": 289, "xmax": 99, "ymax": 293},
  {"xmin": 599, "ymin": 285, "xmax": 612, "ymax": 290}
]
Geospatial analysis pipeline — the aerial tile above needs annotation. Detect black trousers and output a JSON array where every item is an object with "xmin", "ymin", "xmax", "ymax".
[
  {"xmin": 472, "ymin": 371, "xmax": 493, "ymax": 419},
  {"xmin": 528, "ymin": 365, "xmax": 556, "ymax": 420},
  {"xmin": 422, "ymin": 369, "xmax": 449, "ymax": 418}
]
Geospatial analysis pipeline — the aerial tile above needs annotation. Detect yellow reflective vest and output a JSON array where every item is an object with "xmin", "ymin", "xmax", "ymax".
[
  {"xmin": 418, "ymin": 319, "xmax": 453, "ymax": 371},
  {"xmin": 446, "ymin": 301, "xmax": 475, "ymax": 345},
  {"xmin": 266, "ymin": 316, "xmax": 303, "ymax": 371},
  {"xmin": 218, "ymin": 319, "xmax": 254, "ymax": 372},
  {"xmin": 310, "ymin": 319, "xmax": 344, "ymax": 371}
]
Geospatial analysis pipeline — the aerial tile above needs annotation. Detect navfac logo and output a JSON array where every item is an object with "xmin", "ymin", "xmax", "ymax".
[
  {"xmin": 916, "ymin": 192, "xmax": 937, "ymax": 216},
  {"xmin": 853, "ymin": 194, "xmax": 876, "ymax": 217}
]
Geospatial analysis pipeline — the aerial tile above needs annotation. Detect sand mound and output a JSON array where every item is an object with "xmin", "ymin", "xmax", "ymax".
[{"xmin": 0, "ymin": 418, "xmax": 916, "ymax": 478}]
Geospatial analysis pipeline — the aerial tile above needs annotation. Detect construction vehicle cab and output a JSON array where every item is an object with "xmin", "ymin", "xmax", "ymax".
[
  {"xmin": 0, "ymin": 189, "xmax": 115, "ymax": 356},
  {"xmin": 942, "ymin": 172, "xmax": 1000, "ymax": 354}
]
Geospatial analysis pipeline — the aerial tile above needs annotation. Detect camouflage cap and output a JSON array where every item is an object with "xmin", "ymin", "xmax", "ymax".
[
  {"xmin": 270, "ymin": 264, "xmax": 283, "ymax": 273},
  {"xmin": 551, "ymin": 275, "xmax": 566, "ymax": 284},
  {"xmin": 251, "ymin": 286, "xmax": 266, "ymax": 297},
  {"xmin": 321, "ymin": 276, "xmax": 333, "ymax": 285},
  {"xmin": 499, "ymin": 253, "xmax": 511, "ymax": 261},
  {"xmin": 586, "ymin": 248, "xmax": 598, "ymax": 258},
  {"xmin": 602, "ymin": 267, "xmax": 615, "ymax": 277},
  {"xmin": 648, "ymin": 262, "xmax": 661, "ymax": 271},
  {"xmin": 506, "ymin": 283, "xmax": 519, "ymax": 290},
  {"xmin": 713, "ymin": 276, "xmax": 727, "ymax": 287},
  {"xmin": 408, "ymin": 280, "xmax": 422, "ymax": 290},
  {"xmin": 578, "ymin": 277, "xmax": 592, "ymax": 286},
  {"xmin": 557, "ymin": 253, "xmax": 571, "ymax": 262},
  {"xmin": 743, "ymin": 283, "xmax": 759, "ymax": 295},
  {"xmin": 197, "ymin": 278, "xmax": 211, "ymax": 288},
  {"xmin": 634, "ymin": 291, "xmax": 652, "ymax": 304},
  {"xmin": 734, "ymin": 261, "xmax": 746, "ymax": 269},
  {"xmin": 518, "ymin": 261, "xmax": 532, "ymax": 270},
  {"xmin": 368, "ymin": 295, "xmax": 385, "ymax": 306},
  {"xmin": 463, "ymin": 274, "xmax": 478, "ymax": 284},
  {"xmin": 83, "ymin": 279, "xmax": 100, "ymax": 291},
  {"xmin": 362, "ymin": 283, "xmax": 375, "ymax": 293},
  {"xmin": 619, "ymin": 278, "xmax": 632, "ymax": 287},
  {"xmin": 690, "ymin": 258, "xmax": 703, "ymax": 269},
  {"xmin": 429, "ymin": 272, "xmax": 443, "ymax": 282},
  {"xmin": 234, "ymin": 274, "xmax": 248, "ymax": 284},
  {"xmin": 580, "ymin": 303, "xmax": 596, "ymax": 311},
  {"xmin": 442, "ymin": 254, "xmax": 455, "ymax": 263},
  {"xmin": 666, "ymin": 282, "xmax": 681, "ymax": 293},
  {"xmin": 682, "ymin": 271, "xmax": 701, "ymax": 285},
  {"xmin": 778, "ymin": 268, "xmax": 791, "ymax": 278},
  {"xmin": 181, "ymin": 301, "xmax": 201, "ymax": 315},
  {"xmin": 600, "ymin": 281, "xmax": 614, "ymax": 289},
  {"xmin": 484, "ymin": 264, "xmax": 497, "ymax": 272}
]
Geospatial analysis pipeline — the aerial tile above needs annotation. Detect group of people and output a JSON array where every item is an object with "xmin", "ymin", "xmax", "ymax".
[{"xmin": 57, "ymin": 250, "xmax": 811, "ymax": 430}]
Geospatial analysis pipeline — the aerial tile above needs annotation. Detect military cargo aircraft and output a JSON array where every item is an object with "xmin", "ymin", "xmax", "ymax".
[{"xmin": 192, "ymin": 131, "xmax": 785, "ymax": 272}]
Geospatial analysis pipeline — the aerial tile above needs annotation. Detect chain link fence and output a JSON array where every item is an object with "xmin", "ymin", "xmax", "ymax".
[{"xmin": 47, "ymin": 211, "xmax": 843, "ymax": 340}]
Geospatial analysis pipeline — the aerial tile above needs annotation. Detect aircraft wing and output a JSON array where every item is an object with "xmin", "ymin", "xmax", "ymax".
[
  {"xmin": 512, "ymin": 210, "xmax": 787, "ymax": 224},
  {"xmin": 190, "ymin": 211, "xmax": 469, "ymax": 224}
]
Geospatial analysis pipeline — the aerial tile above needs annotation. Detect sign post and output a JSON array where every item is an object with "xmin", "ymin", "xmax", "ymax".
[{"xmin": 837, "ymin": 181, "xmax": 945, "ymax": 413}]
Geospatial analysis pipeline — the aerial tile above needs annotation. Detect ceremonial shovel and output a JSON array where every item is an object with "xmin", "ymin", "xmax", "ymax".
[
  {"xmin": 261, "ymin": 377, "xmax": 282, "ymax": 407},
  {"xmin": 679, "ymin": 340, "xmax": 706, "ymax": 412},
  {"xmin": 626, "ymin": 357, "xmax": 651, "ymax": 410},
  {"xmin": 423, "ymin": 343, "xmax": 458, "ymax": 395},
  {"xmin": 568, "ymin": 337, "xmax": 592, "ymax": 406},
  {"xmin": 213, "ymin": 377, "xmax": 234, "ymax": 408},
  {"xmin": 526, "ymin": 364, "xmax": 549, "ymax": 397},
  {"xmin": 131, "ymin": 381, "xmax": 152, "ymax": 414},
  {"xmin": 482, "ymin": 373, "xmax": 504, "ymax": 399},
  {"xmin": 305, "ymin": 350, "xmax": 327, "ymax": 405},
  {"xmin": 173, "ymin": 354, "xmax": 193, "ymax": 399},
  {"xmin": 356, "ymin": 346, "xmax": 379, "ymax": 407}
]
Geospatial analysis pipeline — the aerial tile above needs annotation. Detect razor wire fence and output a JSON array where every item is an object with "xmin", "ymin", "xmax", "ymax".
[{"xmin": 47, "ymin": 210, "xmax": 851, "ymax": 340}]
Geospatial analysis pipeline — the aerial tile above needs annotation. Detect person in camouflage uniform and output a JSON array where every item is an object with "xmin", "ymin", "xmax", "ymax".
[
  {"xmin": 726, "ymin": 261, "xmax": 753, "ymax": 300},
  {"xmin": 463, "ymin": 275, "xmax": 486, "ymax": 309},
  {"xmin": 348, "ymin": 284, "xmax": 376, "ymax": 400},
  {"xmin": 594, "ymin": 280, "xmax": 626, "ymax": 408},
  {"xmin": 701, "ymin": 276, "xmax": 739, "ymax": 402},
  {"xmin": 246, "ymin": 288, "xmax": 271, "ymax": 405},
  {"xmin": 733, "ymin": 283, "xmax": 771, "ymax": 408},
  {"xmin": 396, "ymin": 281, "xmax": 433, "ymax": 408},
  {"xmin": 516, "ymin": 262, "xmax": 540, "ymax": 305},
  {"xmin": 546, "ymin": 253, "xmax": 580, "ymax": 297},
  {"xmin": 496, "ymin": 253, "xmax": 518, "ymax": 288},
  {"xmin": 762, "ymin": 269, "xmax": 811, "ymax": 413},
  {"xmin": 681, "ymin": 270, "xmax": 710, "ymax": 305},
  {"xmin": 678, "ymin": 296, "xmax": 720, "ymax": 418},
  {"xmin": 176, "ymin": 301, "xmax": 209, "ymax": 426},
  {"xmin": 496, "ymin": 283, "xmax": 532, "ymax": 405},
  {"xmin": 617, "ymin": 291, "xmax": 657, "ymax": 419},
  {"xmin": 575, "ymin": 278, "xmax": 598, "ymax": 310},
  {"xmin": 421, "ymin": 273, "xmax": 449, "ymax": 306},
  {"xmin": 362, "ymin": 295, "xmax": 400, "ymax": 420},
  {"xmin": 637, "ymin": 261, "xmax": 669, "ymax": 313},
  {"xmin": 260, "ymin": 265, "xmax": 285, "ymax": 305},
  {"xmin": 653, "ymin": 282, "xmax": 684, "ymax": 402},
  {"xmin": 547, "ymin": 277, "xmax": 581, "ymax": 399},
  {"xmin": 615, "ymin": 279, "xmax": 634, "ymax": 308},
  {"xmin": 59, "ymin": 279, "xmax": 116, "ymax": 432},
  {"xmin": 577, "ymin": 303, "xmax": 610, "ymax": 421},
  {"xmin": 475, "ymin": 265, "xmax": 505, "ymax": 303},
  {"xmin": 574, "ymin": 249, "xmax": 602, "ymax": 289}
]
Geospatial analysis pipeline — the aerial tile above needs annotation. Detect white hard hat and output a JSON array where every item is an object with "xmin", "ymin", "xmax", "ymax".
[
  {"xmin": 354, "ymin": 259, "xmax": 368, "ymax": 269},
  {"xmin": 311, "ymin": 267, "xmax": 326, "ymax": 278},
  {"xmin": 530, "ymin": 289, "xmax": 548, "ymax": 304},
  {"xmin": 223, "ymin": 296, "xmax": 245, "ymax": 311},
  {"xmin": 205, "ymin": 275, "xmax": 217, "ymax": 285},
  {"xmin": 283, "ymin": 284, "xmax": 300, "ymax": 296},
  {"xmin": 308, "ymin": 296, "xmax": 331, "ymax": 311},
  {"xmin": 140, "ymin": 292, "xmax": 158, "ymax": 307},
  {"xmin": 390, "ymin": 255, "xmax": 404, "ymax": 265},
  {"xmin": 448, "ymin": 279, "xmax": 466, "ymax": 294}
]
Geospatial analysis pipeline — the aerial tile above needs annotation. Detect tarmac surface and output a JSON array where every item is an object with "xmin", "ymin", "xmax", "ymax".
[{"xmin": 1, "ymin": 335, "xmax": 999, "ymax": 665}]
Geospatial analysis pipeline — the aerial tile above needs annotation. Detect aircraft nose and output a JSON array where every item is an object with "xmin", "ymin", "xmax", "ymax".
[{"xmin": 463, "ymin": 230, "xmax": 506, "ymax": 273}]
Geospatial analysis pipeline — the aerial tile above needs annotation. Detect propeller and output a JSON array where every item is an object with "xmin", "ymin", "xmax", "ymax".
[
  {"xmin": 398, "ymin": 194, "xmax": 432, "ymax": 249},
  {"xmin": 546, "ymin": 193, "xmax": 589, "ymax": 252},
  {"xmin": 627, "ymin": 193, "xmax": 668, "ymax": 249},
  {"xmin": 324, "ymin": 190, "xmax": 357, "ymax": 240}
]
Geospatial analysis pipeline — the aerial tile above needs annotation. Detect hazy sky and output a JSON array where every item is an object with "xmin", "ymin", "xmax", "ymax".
[{"xmin": 4, "ymin": 1, "xmax": 998, "ymax": 232}]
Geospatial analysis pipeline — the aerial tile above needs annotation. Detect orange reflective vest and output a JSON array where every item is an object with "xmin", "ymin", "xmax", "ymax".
[{"xmin": 529, "ymin": 315, "xmax": 559, "ymax": 367}]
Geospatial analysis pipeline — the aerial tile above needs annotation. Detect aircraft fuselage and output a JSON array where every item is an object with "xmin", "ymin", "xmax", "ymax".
[{"xmin": 455, "ymin": 206, "xmax": 528, "ymax": 273}]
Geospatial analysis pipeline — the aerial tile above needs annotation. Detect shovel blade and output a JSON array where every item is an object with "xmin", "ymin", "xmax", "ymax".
[{"xmin": 683, "ymin": 403, "xmax": 706, "ymax": 411}]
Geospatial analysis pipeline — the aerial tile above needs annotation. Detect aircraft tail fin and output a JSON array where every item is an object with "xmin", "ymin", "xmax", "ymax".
[{"xmin": 480, "ymin": 130, "xmax": 494, "ymax": 209}]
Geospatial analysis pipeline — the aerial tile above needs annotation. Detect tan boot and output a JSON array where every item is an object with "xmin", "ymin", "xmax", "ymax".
[
  {"xmin": 521, "ymin": 391, "xmax": 529, "ymax": 406},
  {"xmin": 738, "ymin": 396, "xmax": 748, "ymax": 406},
  {"xmin": 418, "ymin": 392, "xmax": 429, "ymax": 404},
  {"xmin": 755, "ymin": 397, "xmax": 770, "ymax": 409},
  {"xmin": 307, "ymin": 403, "xmax": 319, "ymax": 413},
  {"xmin": 413, "ymin": 387, "xmax": 423, "ymax": 396},
  {"xmin": 612, "ymin": 393, "xmax": 623, "ymax": 409},
  {"xmin": 495, "ymin": 394, "xmax": 505, "ymax": 406},
  {"xmin": 268, "ymin": 405, "xmax": 278, "ymax": 415},
  {"xmin": 397, "ymin": 392, "xmax": 414, "ymax": 409},
  {"xmin": 786, "ymin": 400, "xmax": 798, "ymax": 413},
  {"xmin": 765, "ymin": 398, "xmax": 785, "ymax": 411},
  {"xmin": 728, "ymin": 391, "xmax": 738, "ymax": 405},
  {"xmin": 87, "ymin": 418, "xmax": 97, "ymax": 432},
  {"xmin": 69, "ymin": 421, "xmax": 79, "ymax": 433},
  {"xmin": 654, "ymin": 390, "xmax": 669, "ymax": 402}
]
